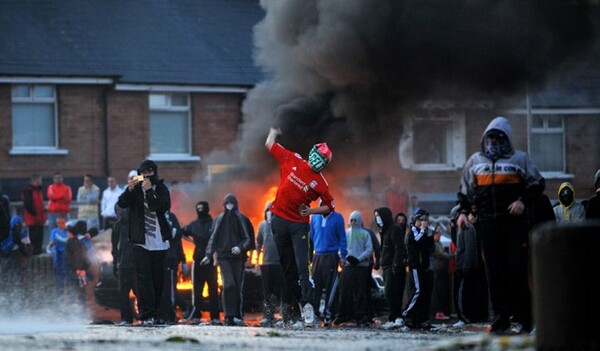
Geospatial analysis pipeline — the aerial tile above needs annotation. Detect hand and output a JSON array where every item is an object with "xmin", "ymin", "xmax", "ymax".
[
  {"xmin": 299, "ymin": 205, "xmax": 311, "ymax": 217},
  {"xmin": 231, "ymin": 246, "xmax": 241, "ymax": 255},
  {"xmin": 508, "ymin": 199, "xmax": 525, "ymax": 216},
  {"xmin": 200, "ymin": 256, "xmax": 210, "ymax": 266},
  {"xmin": 456, "ymin": 213, "xmax": 468, "ymax": 229}
]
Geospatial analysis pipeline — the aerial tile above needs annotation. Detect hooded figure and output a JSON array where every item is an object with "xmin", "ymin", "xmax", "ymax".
[
  {"xmin": 457, "ymin": 116, "xmax": 544, "ymax": 334},
  {"xmin": 203, "ymin": 193, "xmax": 254, "ymax": 326},
  {"xmin": 553, "ymin": 182, "xmax": 585, "ymax": 223}
]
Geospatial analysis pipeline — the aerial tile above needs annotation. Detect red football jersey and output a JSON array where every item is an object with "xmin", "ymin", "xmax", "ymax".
[{"xmin": 269, "ymin": 143, "xmax": 335, "ymax": 223}]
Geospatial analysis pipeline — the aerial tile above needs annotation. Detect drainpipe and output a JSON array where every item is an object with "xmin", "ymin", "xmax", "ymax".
[{"xmin": 103, "ymin": 87, "xmax": 109, "ymax": 176}]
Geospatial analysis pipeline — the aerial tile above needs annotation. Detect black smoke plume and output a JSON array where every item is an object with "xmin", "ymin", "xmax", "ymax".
[{"xmin": 240, "ymin": 0, "xmax": 594, "ymax": 175}]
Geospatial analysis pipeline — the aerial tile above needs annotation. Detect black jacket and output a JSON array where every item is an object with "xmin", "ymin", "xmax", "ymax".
[
  {"xmin": 111, "ymin": 206, "xmax": 134, "ymax": 270},
  {"xmin": 184, "ymin": 216, "xmax": 214, "ymax": 261},
  {"xmin": 377, "ymin": 207, "xmax": 407, "ymax": 272},
  {"xmin": 406, "ymin": 224, "xmax": 434, "ymax": 270},
  {"xmin": 117, "ymin": 179, "xmax": 171, "ymax": 245}
]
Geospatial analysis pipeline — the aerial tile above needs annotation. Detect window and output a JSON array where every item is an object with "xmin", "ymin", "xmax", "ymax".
[
  {"xmin": 11, "ymin": 84, "xmax": 58, "ymax": 149},
  {"xmin": 149, "ymin": 93, "xmax": 191, "ymax": 155},
  {"xmin": 530, "ymin": 115, "xmax": 564, "ymax": 173},
  {"xmin": 400, "ymin": 112, "xmax": 466, "ymax": 171}
]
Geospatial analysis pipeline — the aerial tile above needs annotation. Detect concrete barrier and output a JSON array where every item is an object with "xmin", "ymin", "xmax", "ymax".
[{"xmin": 531, "ymin": 220, "xmax": 600, "ymax": 351}]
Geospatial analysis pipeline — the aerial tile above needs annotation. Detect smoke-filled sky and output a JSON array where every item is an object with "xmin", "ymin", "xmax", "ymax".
[{"xmin": 240, "ymin": 0, "xmax": 595, "ymax": 175}]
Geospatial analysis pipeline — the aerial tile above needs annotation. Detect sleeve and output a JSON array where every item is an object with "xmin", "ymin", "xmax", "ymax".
[
  {"xmin": 205, "ymin": 215, "xmax": 220, "ymax": 256},
  {"xmin": 241, "ymin": 216, "xmax": 254, "ymax": 251},
  {"xmin": 269, "ymin": 143, "xmax": 293, "ymax": 165},
  {"xmin": 146, "ymin": 183, "xmax": 171, "ymax": 214},
  {"xmin": 117, "ymin": 187, "xmax": 134, "ymax": 209},
  {"xmin": 319, "ymin": 188, "xmax": 335, "ymax": 212},
  {"xmin": 22, "ymin": 188, "xmax": 36, "ymax": 214},
  {"xmin": 458, "ymin": 155, "xmax": 476, "ymax": 214},
  {"xmin": 256, "ymin": 223, "xmax": 265, "ymax": 252},
  {"xmin": 357, "ymin": 231, "xmax": 373, "ymax": 263},
  {"xmin": 337, "ymin": 216, "xmax": 347, "ymax": 259},
  {"xmin": 520, "ymin": 153, "xmax": 545, "ymax": 204}
]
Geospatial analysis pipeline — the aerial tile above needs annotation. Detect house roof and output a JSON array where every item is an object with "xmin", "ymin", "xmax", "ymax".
[{"xmin": 0, "ymin": 0, "xmax": 265, "ymax": 86}]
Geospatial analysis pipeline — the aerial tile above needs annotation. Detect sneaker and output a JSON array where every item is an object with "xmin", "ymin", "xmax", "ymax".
[
  {"xmin": 302, "ymin": 303, "xmax": 315, "ymax": 325},
  {"xmin": 435, "ymin": 312, "xmax": 450, "ymax": 320},
  {"xmin": 224, "ymin": 317, "xmax": 236, "ymax": 326},
  {"xmin": 116, "ymin": 320, "xmax": 131, "ymax": 326},
  {"xmin": 233, "ymin": 317, "xmax": 245, "ymax": 326},
  {"xmin": 393, "ymin": 317, "xmax": 404, "ymax": 328},
  {"xmin": 209, "ymin": 319, "xmax": 222, "ymax": 326},
  {"xmin": 382, "ymin": 321, "xmax": 396, "ymax": 330},
  {"xmin": 452, "ymin": 320, "xmax": 466, "ymax": 329},
  {"xmin": 142, "ymin": 317, "xmax": 155, "ymax": 326},
  {"xmin": 322, "ymin": 318, "xmax": 332, "ymax": 328}
]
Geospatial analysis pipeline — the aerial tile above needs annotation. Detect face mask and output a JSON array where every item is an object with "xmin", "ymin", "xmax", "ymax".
[
  {"xmin": 308, "ymin": 146, "xmax": 327, "ymax": 172},
  {"xmin": 225, "ymin": 203, "xmax": 234, "ymax": 211},
  {"xmin": 375, "ymin": 214, "xmax": 383, "ymax": 228},
  {"xmin": 559, "ymin": 188, "xmax": 574, "ymax": 207}
]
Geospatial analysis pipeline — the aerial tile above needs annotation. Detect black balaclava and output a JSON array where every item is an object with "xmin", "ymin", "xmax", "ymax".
[
  {"xmin": 137, "ymin": 159, "xmax": 159, "ymax": 184},
  {"xmin": 558, "ymin": 182, "xmax": 575, "ymax": 208},
  {"xmin": 196, "ymin": 201, "xmax": 210, "ymax": 219}
]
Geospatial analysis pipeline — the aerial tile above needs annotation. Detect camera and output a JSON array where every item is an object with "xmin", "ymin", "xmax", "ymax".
[{"xmin": 133, "ymin": 175, "xmax": 144, "ymax": 182}]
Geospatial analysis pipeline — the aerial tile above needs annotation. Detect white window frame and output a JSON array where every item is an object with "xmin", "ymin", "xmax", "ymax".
[
  {"xmin": 9, "ymin": 84, "xmax": 68, "ymax": 155},
  {"xmin": 529, "ymin": 113, "xmax": 567, "ymax": 177},
  {"xmin": 148, "ymin": 92, "xmax": 199, "ymax": 161},
  {"xmin": 399, "ymin": 111, "xmax": 466, "ymax": 171}
]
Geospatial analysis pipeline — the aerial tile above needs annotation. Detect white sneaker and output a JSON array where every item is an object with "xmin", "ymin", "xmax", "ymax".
[
  {"xmin": 302, "ymin": 303, "xmax": 315, "ymax": 325},
  {"xmin": 382, "ymin": 321, "xmax": 396, "ymax": 330},
  {"xmin": 393, "ymin": 318, "xmax": 404, "ymax": 327},
  {"xmin": 453, "ymin": 320, "xmax": 466, "ymax": 329}
]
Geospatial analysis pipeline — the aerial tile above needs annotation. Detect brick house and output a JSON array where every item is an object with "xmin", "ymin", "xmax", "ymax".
[
  {"xmin": 0, "ymin": 1, "xmax": 598, "ymax": 216},
  {"xmin": 0, "ymin": 0, "xmax": 265, "ymax": 201}
]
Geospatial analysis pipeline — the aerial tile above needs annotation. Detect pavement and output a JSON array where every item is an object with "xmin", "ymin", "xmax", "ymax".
[{"xmin": 0, "ymin": 315, "xmax": 535, "ymax": 351}]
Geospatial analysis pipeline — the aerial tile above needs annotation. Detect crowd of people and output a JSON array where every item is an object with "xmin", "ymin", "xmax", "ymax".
[{"xmin": 1, "ymin": 117, "xmax": 599, "ymax": 334}]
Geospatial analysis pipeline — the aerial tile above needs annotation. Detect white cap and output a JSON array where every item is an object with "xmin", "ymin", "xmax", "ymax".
[{"xmin": 128, "ymin": 170, "xmax": 138, "ymax": 179}]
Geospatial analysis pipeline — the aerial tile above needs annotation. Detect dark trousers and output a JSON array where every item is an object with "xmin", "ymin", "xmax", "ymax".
[
  {"xmin": 454, "ymin": 269, "xmax": 477, "ymax": 323},
  {"xmin": 132, "ymin": 246, "xmax": 166, "ymax": 321},
  {"xmin": 431, "ymin": 268, "xmax": 450, "ymax": 315},
  {"xmin": 479, "ymin": 218, "xmax": 531, "ymax": 328},
  {"xmin": 159, "ymin": 260, "xmax": 178, "ymax": 322},
  {"xmin": 192, "ymin": 261, "xmax": 220, "ymax": 320},
  {"xmin": 219, "ymin": 257, "xmax": 244, "ymax": 318},
  {"xmin": 383, "ymin": 266, "xmax": 405, "ymax": 321},
  {"xmin": 260, "ymin": 264, "xmax": 284, "ymax": 320},
  {"xmin": 118, "ymin": 267, "xmax": 136, "ymax": 323},
  {"xmin": 312, "ymin": 253, "xmax": 340, "ymax": 320},
  {"xmin": 337, "ymin": 265, "xmax": 370, "ymax": 322},
  {"xmin": 28, "ymin": 225, "xmax": 44, "ymax": 255},
  {"xmin": 403, "ymin": 268, "xmax": 433, "ymax": 325},
  {"xmin": 271, "ymin": 215, "xmax": 313, "ymax": 312}
]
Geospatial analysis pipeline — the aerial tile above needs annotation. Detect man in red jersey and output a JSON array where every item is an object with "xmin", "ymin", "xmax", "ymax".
[{"xmin": 265, "ymin": 127, "xmax": 335, "ymax": 328}]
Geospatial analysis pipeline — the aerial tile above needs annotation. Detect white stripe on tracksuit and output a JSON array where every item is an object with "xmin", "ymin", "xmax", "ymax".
[{"xmin": 402, "ymin": 268, "xmax": 421, "ymax": 317}]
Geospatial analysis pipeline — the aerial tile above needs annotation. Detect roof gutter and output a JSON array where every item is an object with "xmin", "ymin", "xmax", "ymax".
[
  {"xmin": 114, "ymin": 83, "xmax": 250, "ymax": 93},
  {"xmin": 0, "ymin": 76, "xmax": 114, "ymax": 85}
]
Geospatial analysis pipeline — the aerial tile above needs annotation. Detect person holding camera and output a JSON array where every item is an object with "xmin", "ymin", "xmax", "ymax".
[{"xmin": 117, "ymin": 159, "xmax": 172, "ymax": 326}]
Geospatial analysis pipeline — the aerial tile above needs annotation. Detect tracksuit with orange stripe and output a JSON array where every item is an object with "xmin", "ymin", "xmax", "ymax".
[{"xmin": 458, "ymin": 116, "xmax": 544, "ymax": 333}]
